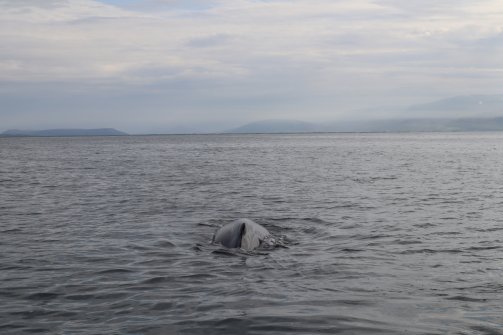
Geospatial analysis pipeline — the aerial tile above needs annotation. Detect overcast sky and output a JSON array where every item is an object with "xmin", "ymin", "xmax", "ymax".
[{"xmin": 1, "ymin": 0, "xmax": 502, "ymax": 133}]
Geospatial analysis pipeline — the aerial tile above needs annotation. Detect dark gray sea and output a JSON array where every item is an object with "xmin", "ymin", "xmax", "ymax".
[{"xmin": 1, "ymin": 133, "xmax": 503, "ymax": 334}]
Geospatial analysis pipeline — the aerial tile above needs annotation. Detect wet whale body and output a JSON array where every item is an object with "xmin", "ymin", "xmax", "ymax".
[{"xmin": 213, "ymin": 219, "xmax": 275, "ymax": 251}]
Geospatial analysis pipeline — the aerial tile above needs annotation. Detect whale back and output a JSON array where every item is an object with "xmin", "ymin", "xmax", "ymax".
[
  {"xmin": 213, "ymin": 219, "xmax": 246, "ymax": 248},
  {"xmin": 240, "ymin": 219, "xmax": 270, "ymax": 250},
  {"xmin": 213, "ymin": 219, "xmax": 271, "ymax": 250}
]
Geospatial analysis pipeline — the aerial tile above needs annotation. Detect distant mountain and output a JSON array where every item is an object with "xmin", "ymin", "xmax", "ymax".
[
  {"xmin": 406, "ymin": 94, "xmax": 503, "ymax": 118},
  {"xmin": 227, "ymin": 117, "xmax": 503, "ymax": 134},
  {"xmin": 323, "ymin": 117, "xmax": 503, "ymax": 132},
  {"xmin": 223, "ymin": 95, "xmax": 503, "ymax": 134},
  {"xmin": 1, "ymin": 128, "xmax": 128, "ymax": 137},
  {"xmin": 226, "ymin": 119, "xmax": 318, "ymax": 133},
  {"xmin": 347, "ymin": 94, "xmax": 503, "ymax": 121}
]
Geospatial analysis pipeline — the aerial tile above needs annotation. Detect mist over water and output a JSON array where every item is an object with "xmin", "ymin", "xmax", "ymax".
[{"xmin": 1, "ymin": 133, "xmax": 503, "ymax": 334}]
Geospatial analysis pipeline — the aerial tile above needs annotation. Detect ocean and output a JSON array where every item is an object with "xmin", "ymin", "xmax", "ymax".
[{"xmin": 1, "ymin": 133, "xmax": 502, "ymax": 334}]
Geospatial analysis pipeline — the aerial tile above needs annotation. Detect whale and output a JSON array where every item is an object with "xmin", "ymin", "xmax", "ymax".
[{"xmin": 212, "ymin": 218, "xmax": 275, "ymax": 251}]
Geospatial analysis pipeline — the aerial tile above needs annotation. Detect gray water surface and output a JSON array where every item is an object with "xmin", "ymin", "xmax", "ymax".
[{"xmin": 1, "ymin": 133, "xmax": 503, "ymax": 334}]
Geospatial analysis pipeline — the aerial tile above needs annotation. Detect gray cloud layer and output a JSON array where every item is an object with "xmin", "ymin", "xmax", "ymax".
[{"xmin": 1, "ymin": 0, "xmax": 502, "ymax": 133}]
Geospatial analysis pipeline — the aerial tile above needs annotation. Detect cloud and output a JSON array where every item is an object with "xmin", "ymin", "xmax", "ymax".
[
  {"xmin": 186, "ymin": 34, "xmax": 234, "ymax": 48},
  {"xmin": 1, "ymin": 0, "xmax": 503, "ymax": 132}
]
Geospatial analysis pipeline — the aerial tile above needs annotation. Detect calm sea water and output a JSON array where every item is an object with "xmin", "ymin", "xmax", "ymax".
[{"xmin": 1, "ymin": 133, "xmax": 503, "ymax": 334}]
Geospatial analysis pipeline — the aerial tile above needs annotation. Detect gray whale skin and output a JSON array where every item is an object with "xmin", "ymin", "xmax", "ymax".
[{"xmin": 213, "ymin": 219, "xmax": 274, "ymax": 251}]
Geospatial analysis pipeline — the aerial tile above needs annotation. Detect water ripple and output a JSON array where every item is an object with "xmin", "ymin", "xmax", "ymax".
[{"xmin": 1, "ymin": 133, "xmax": 503, "ymax": 334}]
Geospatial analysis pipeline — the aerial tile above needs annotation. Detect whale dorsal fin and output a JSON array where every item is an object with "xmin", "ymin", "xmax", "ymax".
[
  {"xmin": 213, "ymin": 219, "xmax": 271, "ymax": 250},
  {"xmin": 237, "ymin": 221, "xmax": 246, "ymax": 248}
]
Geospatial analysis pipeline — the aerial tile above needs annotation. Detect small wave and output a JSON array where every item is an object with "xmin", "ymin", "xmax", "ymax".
[
  {"xmin": 154, "ymin": 240, "xmax": 176, "ymax": 248},
  {"xmin": 0, "ymin": 265, "xmax": 31, "ymax": 271},
  {"xmin": 359, "ymin": 234, "xmax": 394, "ymax": 240},
  {"xmin": 97, "ymin": 268, "xmax": 134, "ymax": 274},
  {"xmin": 465, "ymin": 246, "xmax": 500, "ymax": 251},
  {"xmin": 302, "ymin": 217, "xmax": 333, "ymax": 224},
  {"xmin": 65, "ymin": 294, "xmax": 95, "ymax": 301},
  {"xmin": 414, "ymin": 222, "xmax": 437, "ymax": 228},
  {"xmin": 26, "ymin": 292, "xmax": 59, "ymax": 301},
  {"xmin": 0, "ymin": 290, "xmax": 20, "ymax": 298},
  {"xmin": 469, "ymin": 325, "xmax": 503, "ymax": 335},
  {"xmin": 211, "ymin": 248, "xmax": 242, "ymax": 256},
  {"xmin": 198, "ymin": 222, "xmax": 219, "ymax": 227},
  {"xmin": 339, "ymin": 223, "xmax": 363, "ymax": 230},
  {"xmin": 400, "ymin": 248, "xmax": 463, "ymax": 255},
  {"xmin": 142, "ymin": 276, "xmax": 172, "ymax": 285},
  {"xmin": 151, "ymin": 302, "xmax": 174, "ymax": 311},
  {"xmin": 0, "ymin": 324, "xmax": 25, "ymax": 332},
  {"xmin": 127, "ymin": 243, "xmax": 149, "ymax": 251},
  {"xmin": 1, "ymin": 228, "xmax": 23, "ymax": 233},
  {"xmin": 341, "ymin": 248, "xmax": 365, "ymax": 253},
  {"xmin": 395, "ymin": 240, "xmax": 423, "ymax": 245},
  {"xmin": 446, "ymin": 295, "xmax": 487, "ymax": 302},
  {"xmin": 470, "ymin": 226, "xmax": 503, "ymax": 232},
  {"xmin": 53, "ymin": 310, "xmax": 79, "ymax": 317},
  {"xmin": 301, "ymin": 226, "xmax": 326, "ymax": 235}
]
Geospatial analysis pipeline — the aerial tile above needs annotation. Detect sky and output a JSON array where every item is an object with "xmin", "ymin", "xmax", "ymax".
[{"xmin": 1, "ymin": 0, "xmax": 503, "ymax": 133}]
